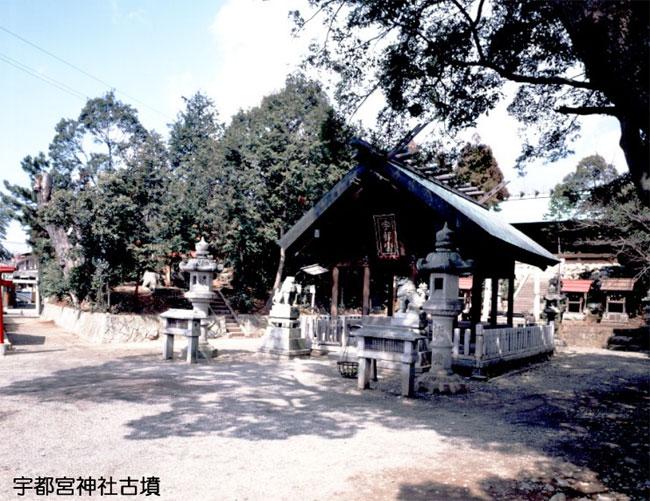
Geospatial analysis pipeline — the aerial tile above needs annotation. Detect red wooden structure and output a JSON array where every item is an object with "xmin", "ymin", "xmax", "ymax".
[{"xmin": 0, "ymin": 264, "xmax": 16, "ymax": 346}]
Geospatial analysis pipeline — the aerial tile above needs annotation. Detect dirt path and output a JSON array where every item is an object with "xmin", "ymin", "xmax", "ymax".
[{"xmin": 0, "ymin": 317, "xmax": 647, "ymax": 500}]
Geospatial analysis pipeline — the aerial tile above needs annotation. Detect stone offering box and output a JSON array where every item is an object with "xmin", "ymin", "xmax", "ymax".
[
  {"xmin": 353, "ymin": 317, "xmax": 425, "ymax": 397},
  {"xmin": 160, "ymin": 309, "xmax": 204, "ymax": 363}
]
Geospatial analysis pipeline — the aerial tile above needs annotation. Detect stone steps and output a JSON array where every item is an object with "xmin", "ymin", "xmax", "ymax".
[
  {"xmin": 209, "ymin": 291, "xmax": 245, "ymax": 337},
  {"xmin": 513, "ymin": 275, "xmax": 547, "ymax": 315}
]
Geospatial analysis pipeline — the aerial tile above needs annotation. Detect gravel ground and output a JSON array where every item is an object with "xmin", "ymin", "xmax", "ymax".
[{"xmin": 0, "ymin": 317, "xmax": 648, "ymax": 501}]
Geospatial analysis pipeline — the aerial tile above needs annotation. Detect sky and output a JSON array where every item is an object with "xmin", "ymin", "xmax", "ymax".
[{"xmin": 0, "ymin": 0, "xmax": 627, "ymax": 254}]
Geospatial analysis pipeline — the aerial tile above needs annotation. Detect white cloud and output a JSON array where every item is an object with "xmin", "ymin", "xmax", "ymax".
[
  {"xmin": 162, "ymin": 71, "xmax": 200, "ymax": 121},
  {"xmin": 209, "ymin": 0, "xmax": 316, "ymax": 118}
]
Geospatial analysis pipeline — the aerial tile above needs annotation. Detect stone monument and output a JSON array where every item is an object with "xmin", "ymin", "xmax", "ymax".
[
  {"xmin": 178, "ymin": 237, "xmax": 220, "ymax": 359},
  {"xmin": 259, "ymin": 276, "xmax": 310, "ymax": 357},
  {"xmin": 416, "ymin": 223, "xmax": 472, "ymax": 394}
]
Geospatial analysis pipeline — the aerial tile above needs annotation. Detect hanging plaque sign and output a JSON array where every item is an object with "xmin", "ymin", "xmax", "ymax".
[{"xmin": 373, "ymin": 214, "xmax": 399, "ymax": 259}]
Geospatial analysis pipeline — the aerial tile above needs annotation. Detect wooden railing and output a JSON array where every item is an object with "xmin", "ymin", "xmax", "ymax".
[{"xmin": 452, "ymin": 323, "xmax": 554, "ymax": 369}]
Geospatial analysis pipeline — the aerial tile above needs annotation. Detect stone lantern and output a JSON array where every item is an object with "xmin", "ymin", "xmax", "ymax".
[
  {"xmin": 642, "ymin": 289, "xmax": 650, "ymax": 326},
  {"xmin": 543, "ymin": 278, "xmax": 565, "ymax": 326},
  {"xmin": 178, "ymin": 237, "xmax": 220, "ymax": 358},
  {"xmin": 416, "ymin": 223, "xmax": 472, "ymax": 393}
]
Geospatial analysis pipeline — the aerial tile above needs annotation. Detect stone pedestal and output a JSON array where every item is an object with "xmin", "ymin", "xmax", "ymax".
[
  {"xmin": 0, "ymin": 340, "xmax": 11, "ymax": 356},
  {"xmin": 602, "ymin": 312, "xmax": 629, "ymax": 323},
  {"xmin": 355, "ymin": 319, "xmax": 424, "ymax": 398},
  {"xmin": 159, "ymin": 309, "xmax": 210, "ymax": 363},
  {"xmin": 259, "ymin": 304, "xmax": 310, "ymax": 357}
]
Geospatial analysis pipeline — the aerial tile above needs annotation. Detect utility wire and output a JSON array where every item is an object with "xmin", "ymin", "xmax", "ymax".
[
  {"xmin": 0, "ymin": 51, "xmax": 87, "ymax": 100},
  {"xmin": 0, "ymin": 25, "xmax": 172, "ymax": 120}
]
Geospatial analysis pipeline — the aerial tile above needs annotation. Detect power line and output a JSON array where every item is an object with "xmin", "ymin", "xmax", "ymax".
[
  {"xmin": 0, "ymin": 51, "xmax": 87, "ymax": 100},
  {"xmin": 0, "ymin": 25, "xmax": 172, "ymax": 120}
]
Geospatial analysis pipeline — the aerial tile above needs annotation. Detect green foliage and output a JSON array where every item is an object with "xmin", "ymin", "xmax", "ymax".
[
  {"xmin": 297, "ymin": 0, "xmax": 649, "ymax": 203},
  {"xmin": 579, "ymin": 176, "xmax": 650, "ymax": 282},
  {"xmin": 207, "ymin": 75, "xmax": 357, "ymax": 307},
  {"xmin": 454, "ymin": 142, "xmax": 509, "ymax": 207},
  {"xmin": 3, "ymin": 92, "xmax": 172, "ymax": 307},
  {"xmin": 39, "ymin": 258, "xmax": 69, "ymax": 300},
  {"xmin": 164, "ymin": 93, "xmax": 224, "ymax": 251},
  {"xmin": 4, "ymin": 79, "xmax": 357, "ymax": 311},
  {"xmin": 0, "ymin": 204, "xmax": 10, "ymax": 260},
  {"xmin": 550, "ymin": 156, "xmax": 649, "ymax": 283},
  {"xmin": 548, "ymin": 154, "xmax": 618, "ymax": 218}
]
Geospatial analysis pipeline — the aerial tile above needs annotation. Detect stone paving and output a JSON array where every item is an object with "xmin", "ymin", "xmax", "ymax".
[{"xmin": 0, "ymin": 317, "xmax": 648, "ymax": 500}]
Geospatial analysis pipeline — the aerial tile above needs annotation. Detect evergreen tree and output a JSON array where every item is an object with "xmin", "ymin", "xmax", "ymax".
[
  {"xmin": 165, "ymin": 93, "xmax": 224, "ymax": 252},
  {"xmin": 454, "ymin": 142, "xmax": 509, "ymax": 207},
  {"xmin": 0, "ymin": 205, "xmax": 10, "ymax": 260},
  {"xmin": 3, "ymin": 92, "xmax": 170, "ymax": 308},
  {"xmin": 549, "ymin": 156, "xmax": 649, "ymax": 284},
  {"xmin": 210, "ymin": 75, "xmax": 357, "ymax": 309},
  {"xmin": 548, "ymin": 154, "xmax": 618, "ymax": 218}
]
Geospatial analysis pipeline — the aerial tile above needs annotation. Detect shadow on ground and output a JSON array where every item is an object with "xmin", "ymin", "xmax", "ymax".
[
  {"xmin": 6, "ymin": 333, "xmax": 46, "ymax": 345},
  {"xmin": 0, "ymin": 348, "xmax": 648, "ymax": 498},
  {"xmin": 396, "ymin": 459, "xmax": 624, "ymax": 500}
]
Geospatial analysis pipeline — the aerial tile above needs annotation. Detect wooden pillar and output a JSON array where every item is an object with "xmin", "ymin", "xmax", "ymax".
[
  {"xmin": 490, "ymin": 277, "xmax": 499, "ymax": 326},
  {"xmin": 506, "ymin": 276, "xmax": 514, "ymax": 325},
  {"xmin": 470, "ymin": 274, "xmax": 483, "ymax": 327},
  {"xmin": 331, "ymin": 266, "xmax": 339, "ymax": 317},
  {"xmin": 362, "ymin": 264, "xmax": 371, "ymax": 316},
  {"xmin": 387, "ymin": 275, "xmax": 395, "ymax": 317}
]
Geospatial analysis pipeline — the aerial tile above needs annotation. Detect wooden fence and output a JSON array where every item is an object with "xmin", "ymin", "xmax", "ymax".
[
  {"xmin": 300, "ymin": 314, "xmax": 362, "ymax": 349},
  {"xmin": 452, "ymin": 323, "xmax": 554, "ymax": 370}
]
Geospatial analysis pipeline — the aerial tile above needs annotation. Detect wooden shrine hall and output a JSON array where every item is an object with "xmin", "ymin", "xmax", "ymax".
[{"xmin": 277, "ymin": 139, "xmax": 558, "ymax": 330}]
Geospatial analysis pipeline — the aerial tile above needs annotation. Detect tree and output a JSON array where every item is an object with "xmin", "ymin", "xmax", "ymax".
[
  {"xmin": 0, "ymin": 205, "xmax": 10, "ymax": 260},
  {"xmin": 548, "ymin": 154, "xmax": 618, "ymax": 218},
  {"xmin": 549, "ymin": 156, "xmax": 649, "ymax": 283},
  {"xmin": 3, "ymin": 92, "xmax": 170, "ymax": 308},
  {"xmin": 208, "ymin": 74, "xmax": 357, "ymax": 309},
  {"xmin": 454, "ymin": 142, "xmax": 509, "ymax": 206},
  {"xmin": 295, "ymin": 0, "xmax": 650, "ymax": 203},
  {"xmin": 585, "ymin": 177, "xmax": 650, "ymax": 283},
  {"xmin": 164, "ymin": 93, "xmax": 224, "ymax": 252}
]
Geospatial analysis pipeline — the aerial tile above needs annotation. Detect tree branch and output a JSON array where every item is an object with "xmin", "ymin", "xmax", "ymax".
[
  {"xmin": 449, "ymin": 58, "xmax": 596, "ymax": 90},
  {"xmin": 556, "ymin": 105, "xmax": 619, "ymax": 116}
]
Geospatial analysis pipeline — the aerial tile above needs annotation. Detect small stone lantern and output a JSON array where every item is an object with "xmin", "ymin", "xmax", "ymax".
[
  {"xmin": 178, "ymin": 237, "xmax": 220, "ymax": 358},
  {"xmin": 543, "ymin": 278, "xmax": 565, "ymax": 326},
  {"xmin": 416, "ymin": 223, "xmax": 472, "ymax": 393}
]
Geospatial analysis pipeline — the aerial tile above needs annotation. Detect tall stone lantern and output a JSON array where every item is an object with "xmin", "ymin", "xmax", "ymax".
[
  {"xmin": 179, "ymin": 237, "xmax": 220, "ymax": 358},
  {"xmin": 416, "ymin": 223, "xmax": 472, "ymax": 393}
]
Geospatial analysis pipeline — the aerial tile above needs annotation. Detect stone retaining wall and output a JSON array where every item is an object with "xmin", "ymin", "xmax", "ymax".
[
  {"xmin": 41, "ymin": 303, "xmax": 162, "ymax": 343},
  {"xmin": 558, "ymin": 321, "xmax": 621, "ymax": 348},
  {"xmin": 41, "ymin": 303, "xmax": 233, "ymax": 343}
]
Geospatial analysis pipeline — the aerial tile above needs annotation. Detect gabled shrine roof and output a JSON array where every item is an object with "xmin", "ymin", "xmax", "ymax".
[
  {"xmin": 601, "ymin": 278, "xmax": 636, "ymax": 291},
  {"xmin": 278, "ymin": 141, "xmax": 559, "ymax": 269},
  {"xmin": 562, "ymin": 279, "xmax": 593, "ymax": 293}
]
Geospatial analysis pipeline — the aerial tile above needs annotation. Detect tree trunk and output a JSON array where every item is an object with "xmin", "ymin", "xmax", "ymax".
[
  {"xmin": 552, "ymin": 0, "xmax": 650, "ymax": 205},
  {"xmin": 266, "ymin": 246, "xmax": 286, "ymax": 312},
  {"xmin": 34, "ymin": 172, "xmax": 80, "ymax": 304}
]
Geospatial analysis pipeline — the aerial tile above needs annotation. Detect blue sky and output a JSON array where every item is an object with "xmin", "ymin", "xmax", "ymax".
[{"xmin": 0, "ymin": 0, "xmax": 627, "ymax": 253}]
